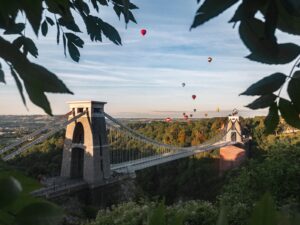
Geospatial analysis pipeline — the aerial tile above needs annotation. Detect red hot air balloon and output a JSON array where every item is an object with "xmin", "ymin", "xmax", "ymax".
[
  {"xmin": 140, "ymin": 29, "xmax": 147, "ymax": 36},
  {"xmin": 208, "ymin": 57, "xmax": 212, "ymax": 63},
  {"xmin": 165, "ymin": 117, "xmax": 172, "ymax": 123},
  {"xmin": 192, "ymin": 95, "xmax": 196, "ymax": 100},
  {"xmin": 183, "ymin": 112, "xmax": 186, "ymax": 116}
]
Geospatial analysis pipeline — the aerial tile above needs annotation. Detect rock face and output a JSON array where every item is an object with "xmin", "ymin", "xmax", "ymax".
[
  {"xmin": 219, "ymin": 145, "xmax": 246, "ymax": 175},
  {"xmin": 89, "ymin": 177, "xmax": 137, "ymax": 207},
  {"xmin": 59, "ymin": 197, "xmax": 86, "ymax": 225}
]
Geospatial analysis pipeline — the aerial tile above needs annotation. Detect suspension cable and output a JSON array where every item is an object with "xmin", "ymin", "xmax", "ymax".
[
  {"xmin": 0, "ymin": 111, "xmax": 73, "ymax": 155},
  {"xmin": 2, "ymin": 111, "xmax": 86, "ymax": 161}
]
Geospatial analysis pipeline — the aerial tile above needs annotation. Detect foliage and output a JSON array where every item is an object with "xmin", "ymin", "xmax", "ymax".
[
  {"xmin": 218, "ymin": 139, "xmax": 300, "ymax": 225},
  {"xmin": 86, "ymin": 194, "xmax": 300, "ymax": 225},
  {"xmin": 86, "ymin": 200, "xmax": 218, "ymax": 225},
  {"xmin": 191, "ymin": 0, "xmax": 300, "ymax": 132},
  {"xmin": 8, "ymin": 134, "xmax": 64, "ymax": 178},
  {"xmin": 0, "ymin": 0, "xmax": 137, "ymax": 114},
  {"xmin": 136, "ymin": 155, "xmax": 221, "ymax": 204},
  {"xmin": 0, "ymin": 166, "xmax": 63, "ymax": 225}
]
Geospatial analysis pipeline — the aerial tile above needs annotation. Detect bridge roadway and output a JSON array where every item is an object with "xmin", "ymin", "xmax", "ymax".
[
  {"xmin": 32, "ymin": 140, "xmax": 236, "ymax": 199},
  {"xmin": 111, "ymin": 140, "xmax": 236, "ymax": 173}
]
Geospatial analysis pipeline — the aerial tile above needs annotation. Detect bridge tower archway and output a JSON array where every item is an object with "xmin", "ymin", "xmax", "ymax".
[
  {"xmin": 225, "ymin": 111, "xmax": 242, "ymax": 143},
  {"xmin": 60, "ymin": 101, "xmax": 111, "ymax": 184}
]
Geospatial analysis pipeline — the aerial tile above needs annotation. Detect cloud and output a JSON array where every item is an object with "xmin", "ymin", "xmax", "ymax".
[{"xmin": 0, "ymin": 0, "xmax": 294, "ymax": 116}]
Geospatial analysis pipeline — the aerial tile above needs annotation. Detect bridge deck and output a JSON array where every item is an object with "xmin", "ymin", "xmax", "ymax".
[{"xmin": 111, "ymin": 141, "xmax": 236, "ymax": 173}]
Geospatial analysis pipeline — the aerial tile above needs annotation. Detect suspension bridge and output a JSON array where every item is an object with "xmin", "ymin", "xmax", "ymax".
[{"xmin": 0, "ymin": 101, "xmax": 244, "ymax": 198}]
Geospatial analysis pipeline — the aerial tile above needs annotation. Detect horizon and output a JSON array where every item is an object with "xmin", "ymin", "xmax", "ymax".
[{"xmin": 0, "ymin": 109, "xmax": 267, "ymax": 119}]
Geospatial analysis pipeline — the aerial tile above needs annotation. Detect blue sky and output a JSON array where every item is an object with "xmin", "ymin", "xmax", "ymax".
[{"xmin": 0, "ymin": 0, "xmax": 296, "ymax": 117}]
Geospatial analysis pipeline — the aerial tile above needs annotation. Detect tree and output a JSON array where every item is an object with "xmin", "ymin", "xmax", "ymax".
[
  {"xmin": 0, "ymin": 0, "xmax": 137, "ymax": 115},
  {"xmin": 190, "ymin": 0, "xmax": 300, "ymax": 132}
]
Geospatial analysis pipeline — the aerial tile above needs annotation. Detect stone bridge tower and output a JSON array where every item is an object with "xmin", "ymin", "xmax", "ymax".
[
  {"xmin": 60, "ymin": 101, "xmax": 110, "ymax": 185},
  {"xmin": 225, "ymin": 111, "xmax": 242, "ymax": 143},
  {"xmin": 220, "ymin": 110, "xmax": 245, "ymax": 174}
]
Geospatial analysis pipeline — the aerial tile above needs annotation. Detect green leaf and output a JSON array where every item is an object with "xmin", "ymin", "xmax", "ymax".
[
  {"xmin": 249, "ymin": 193, "xmax": 277, "ymax": 225},
  {"xmin": 4, "ymin": 23, "xmax": 25, "ymax": 35},
  {"xmin": 168, "ymin": 213, "xmax": 184, "ymax": 225},
  {"xmin": 191, "ymin": 0, "xmax": 239, "ymax": 29},
  {"xmin": 147, "ymin": 202, "xmax": 166, "ymax": 225},
  {"xmin": 15, "ymin": 62, "xmax": 73, "ymax": 115},
  {"xmin": 216, "ymin": 206, "xmax": 228, "ymax": 225},
  {"xmin": 67, "ymin": 42, "xmax": 80, "ymax": 62},
  {"xmin": 0, "ymin": 63, "xmax": 5, "ymax": 84},
  {"xmin": 246, "ymin": 94, "xmax": 277, "ymax": 109},
  {"xmin": 113, "ymin": 4, "xmax": 137, "ymax": 24},
  {"xmin": 240, "ymin": 73, "xmax": 286, "ymax": 96},
  {"xmin": 279, "ymin": 98, "xmax": 300, "ymax": 129},
  {"xmin": 287, "ymin": 71, "xmax": 300, "ymax": 112},
  {"xmin": 41, "ymin": 20, "xmax": 48, "ymax": 36},
  {"xmin": 229, "ymin": 0, "xmax": 267, "ymax": 23},
  {"xmin": 65, "ymin": 33, "xmax": 84, "ymax": 48},
  {"xmin": 0, "ymin": 177, "xmax": 22, "ymax": 209},
  {"xmin": 23, "ymin": 38, "xmax": 38, "ymax": 58},
  {"xmin": 15, "ymin": 202, "xmax": 63, "ymax": 225},
  {"xmin": 91, "ymin": 0, "xmax": 100, "ymax": 11},
  {"xmin": 290, "ymin": 213, "xmax": 300, "ymax": 225},
  {"xmin": 98, "ymin": 0, "xmax": 108, "ymax": 6},
  {"xmin": 84, "ymin": 15, "xmax": 102, "ymax": 42},
  {"xmin": 20, "ymin": 0, "xmax": 43, "ymax": 36},
  {"xmin": 25, "ymin": 85, "xmax": 52, "ymax": 115},
  {"xmin": 10, "ymin": 66, "xmax": 26, "ymax": 106},
  {"xmin": 239, "ymin": 18, "xmax": 300, "ymax": 64},
  {"xmin": 99, "ymin": 19, "xmax": 122, "ymax": 45},
  {"xmin": 45, "ymin": 0, "xmax": 70, "ymax": 16},
  {"xmin": 12, "ymin": 36, "xmax": 38, "ymax": 58},
  {"xmin": 275, "ymin": 0, "xmax": 300, "ymax": 35},
  {"xmin": 46, "ymin": 16, "xmax": 55, "ymax": 26},
  {"xmin": 58, "ymin": 17, "xmax": 81, "ymax": 32},
  {"xmin": 264, "ymin": 103, "xmax": 279, "ymax": 134},
  {"xmin": 73, "ymin": 0, "xmax": 90, "ymax": 15},
  {"xmin": 264, "ymin": 0, "xmax": 278, "ymax": 41},
  {"xmin": 63, "ymin": 34, "xmax": 67, "ymax": 57},
  {"xmin": 56, "ymin": 21, "xmax": 60, "ymax": 44}
]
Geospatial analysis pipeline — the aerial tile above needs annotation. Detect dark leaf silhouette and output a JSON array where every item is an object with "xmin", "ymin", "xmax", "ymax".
[
  {"xmin": 279, "ymin": 98, "xmax": 300, "ymax": 129},
  {"xmin": 264, "ymin": 103, "xmax": 279, "ymax": 134},
  {"xmin": 245, "ymin": 94, "xmax": 277, "ymax": 109},
  {"xmin": 287, "ymin": 71, "xmax": 300, "ymax": 112},
  {"xmin": 241, "ymin": 73, "xmax": 286, "ymax": 96},
  {"xmin": 191, "ymin": 0, "xmax": 238, "ymax": 29}
]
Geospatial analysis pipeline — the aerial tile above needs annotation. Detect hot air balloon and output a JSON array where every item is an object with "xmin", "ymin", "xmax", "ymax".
[
  {"xmin": 182, "ymin": 82, "xmax": 186, "ymax": 87},
  {"xmin": 184, "ymin": 115, "xmax": 189, "ymax": 120},
  {"xmin": 216, "ymin": 107, "xmax": 220, "ymax": 112},
  {"xmin": 183, "ymin": 112, "xmax": 186, "ymax": 116},
  {"xmin": 208, "ymin": 57, "xmax": 212, "ymax": 63},
  {"xmin": 192, "ymin": 95, "xmax": 196, "ymax": 100},
  {"xmin": 193, "ymin": 108, "xmax": 196, "ymax": 112},
  {"xmin": 165, "ymin": 117, "xmax": 172, "ymax": 122},
  {"xmin": 140, "ymin": 29, "xmax": 147, "ymax": 36},
  {"xmin": 190, "ymin": 114, "xmax": 193, "ymax": 117},
  {"xmin": 204, "ymin": 113, "xmax": 208, "ymax": 117}
]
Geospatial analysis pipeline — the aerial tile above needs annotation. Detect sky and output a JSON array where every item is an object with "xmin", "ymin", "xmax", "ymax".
[{"xmin": 0, "ymin": 0, "xmax": 296, "ymax": 117}]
